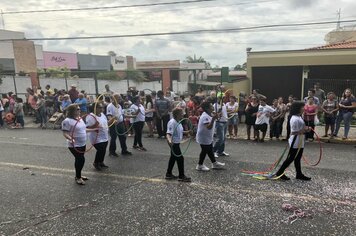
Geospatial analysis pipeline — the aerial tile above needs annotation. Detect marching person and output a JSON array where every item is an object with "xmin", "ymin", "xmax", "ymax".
[
  {"xmin": 62, "ymin": 104, "xmax": 98, "ymax": 185},
  {"xmin": 106, "ymin": 94, "xmax": 132, "ymax": 157},
  {"xmin": 275, "ymin": 101, "xmax": 312, "ymax": 181},
  {"xmin": 165, "ymin": 108, "xmax": 191, "ymax": 182},
  {"xmin": 196, "ymin": 102, "xmax": 225, "ymax": 171},
  {"xmin": 86, "ymin": 102, "xmax": 112, "ymax": 171},
  {"xmin": 130, "ymin": 96, "xmax": 147, "ymax": 151}
]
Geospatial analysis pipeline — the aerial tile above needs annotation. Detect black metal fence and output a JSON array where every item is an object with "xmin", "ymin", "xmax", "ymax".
[{"xmin": 304, "ymin": 78, "xmax": 356, "ymax": 98}]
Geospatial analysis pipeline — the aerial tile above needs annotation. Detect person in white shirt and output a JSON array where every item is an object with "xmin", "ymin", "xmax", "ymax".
[
  {"xmin": 165, "ymin": 108, "xmax": 191, "ymax": 182},
  {"xmin": 86, "ymin": 102, "xmax": 112, "ymax": 171},
  {"xmin": 62, "ymin": 104, "xmax": 98, "ymax": 185},
  {"xmin": 275, "ymin": 101, "xmax": 312, "ymax": 181},
  {"xmin": 226, "ymin": 96, "xmax": 239, "ymax": 139},
  {"xmin": 254, "ymin": 98, "xmax": 275, "ymax": 142},
  {"xmin": 196, "ymin": 102, "xmax": 225, "ymax": 171},
  {"xmin": 106, "ymin": 94, "xmax": 132, "ymax": 157},
  {"xmin": 0, "ymin": 99, "xmax": 4, "ymax": 128},
  {"xmin": 213, "ymin": 98, "xmax": 230, "ymax": 157},
  {"xmin": 130, "ymin": 96, "xmax": 147, "ymax": 151}
]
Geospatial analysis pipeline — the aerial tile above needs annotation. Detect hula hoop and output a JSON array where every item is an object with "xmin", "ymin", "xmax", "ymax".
[
  {"xmin": 302, "ymin": 128, "xmax": 323, "ymax": 166},
  {"xmin": 94, "ymin": 93, "xmax": 118, "ymax": 128},
  {"xmin": 70, "ymin": 114, "xmax": 99, "ymax": 154},
  {"xmin": 114, "ymin": 109, "xmax": 135, "ymax": 136},
  {"xmin": 169, "ymin": 118, "xmax": 193, "ymax": 157}
]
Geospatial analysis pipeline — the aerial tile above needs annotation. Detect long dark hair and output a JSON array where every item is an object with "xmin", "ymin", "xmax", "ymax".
[
  {"xmin": 289, "ymin": 101, "xmax": 305, "ymax": 116},
  {"xmin": 145, "ymin": 94, "xmax": 153, "ymax": 107}
]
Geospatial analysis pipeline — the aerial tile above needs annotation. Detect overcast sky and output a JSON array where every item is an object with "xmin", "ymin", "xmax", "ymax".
[{"xmin": 1, "ymin": 0, "xmax": 356, "ymax": 67}]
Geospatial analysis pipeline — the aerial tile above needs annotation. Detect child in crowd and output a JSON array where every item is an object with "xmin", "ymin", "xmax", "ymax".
[
  {"xmin": 254, "ymin": 98, "xmax": 275, "ymax": 142},
  {"xmin": 13, "ymin": 97, "xmax": 25, "ymax": 128},
  {"xmin": 165, "ymin": 108, "xmax": 191, "ymax": 182}
]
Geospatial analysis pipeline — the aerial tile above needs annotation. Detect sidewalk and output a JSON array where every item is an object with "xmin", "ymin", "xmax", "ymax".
[{"xmin": 21, "ymin": 115, "xmax": 356, "ymax": 145}]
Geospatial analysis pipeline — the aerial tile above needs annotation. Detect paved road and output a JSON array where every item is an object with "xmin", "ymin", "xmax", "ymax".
[{"xmin": 0, "ymin": 129, "xmax": 355, "ymax": 236}]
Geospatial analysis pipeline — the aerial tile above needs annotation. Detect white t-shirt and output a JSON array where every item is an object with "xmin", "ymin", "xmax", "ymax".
[
  {"xmin": 167, "ymin": 118, "xmax": 183, "ymax": 144},
  {"xmin": 130, "ymin": 104, "xmax": 145, "ymax": 123},
  {"xmin": 106, "ymin": 103, "xmax": 123, "ymax": 123},
  {"xmin": 62, "ymin": 118, "xmax": 87, "ymax": 147},
  {"xmin": 213, "ymin": 103, "xmax": 228, "ymax": 123},
  {"xmin": 226, "ymin": 102, "xmax": 239, "ymax": 116},
  {"xmin": 255, "ymin": 105, "xmax": 275, "ymax": 125},
  {"xmin": 86, "ymin": 113, "xmax": 108, "ymax": 144},
  {"xmin": 289, "ymin": 115, "xmax": 305, "ymax": 149},
  {"xmin": 145, "ymin": 102, "xmax": 154, "ymax": 118},
  {"xmin": 0, "ymin": 100, "xmax": 4, "ymax": 112},
  {"xmin": 196, "ymin": 112, "xmax": 215, "ymax": 145}
]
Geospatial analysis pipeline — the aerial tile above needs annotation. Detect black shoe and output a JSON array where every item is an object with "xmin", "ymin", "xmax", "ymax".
[
  {"xmin": 109, "ymin": 152, "xmax": 119, "ymax": 157},
  {"xmin": 296, "ymin": 175, "xmax": 312, "ymax": 181},
  {"xmin": 99, "ymin": 163, "xmax": 109, "ymax": 169},
  {"xmin": 93, "ymin": 163, "xmax": 102, "ymax": 171},
  {"xmin": 279, "ymin": 174, "xmax": 290, "ymax": 181},
  {"xmin": 165, "ymin": 174, "xmax": 178, "ymax": 180},
  {"xmin": 178, "ymin": 176, "xmax": 192, "ymax": 182},
  {"xmin": 132, "ymin": 145, "xmax": 140, "ymax": 149},
  {"xmin": 121, "ymin": 151, "xmax": 132, "ymax": 155}
]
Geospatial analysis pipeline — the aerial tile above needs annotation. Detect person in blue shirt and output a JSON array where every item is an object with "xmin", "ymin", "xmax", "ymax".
[
  {"xmin": 75, "ymin": 93, "xmax": 88, "ymax": 115},
  {"xmin": 61, "ymin": 94, "xmax": 72, "ymax": 114}
]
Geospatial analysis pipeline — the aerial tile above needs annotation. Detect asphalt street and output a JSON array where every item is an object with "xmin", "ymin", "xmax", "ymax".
[{"xmin": 0, "ymin": 129, "xmax": 355, "ymax": 236}]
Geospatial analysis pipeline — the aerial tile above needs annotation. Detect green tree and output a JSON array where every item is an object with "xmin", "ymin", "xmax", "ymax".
[
  {"xmin": 108, "ymin": 51, "xmax": 117, "ymax": 57},
  {"xmin": 97, "ymin": 71, "xmax": 122, "ymax": 80},
  {"xmin": 185, "ymin": 54, "xmax": 211, "ymax": 69},
  {"xmin": 234, "ymin": 62, "xmax": 247, "ymax": 71},
  {"xmin": 124, "ymin": 69, "xmax": 147, "ymax": 83}
]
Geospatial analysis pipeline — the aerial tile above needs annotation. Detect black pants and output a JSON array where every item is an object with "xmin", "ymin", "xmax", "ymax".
[
  {"xmin": 286, "ymin": 115, "xmax": 292, "ymax": 139},
  {"xmin": 133, "ymin": 121, "xmax": 145, "ymax": 147},
  {"xmin": 94, "ymin": 141, "xmax": 108, "ymax": 164},
  {"xmin": 199, "ymin": 144, "xmax": 217, "ymax": 165},
  {"xmin": 304, "ymin": 120, "xmax": 315, "ymax": 140},
  {"xmin": 109, "ymin": 122, "xmax": 128, "ymax": 154},
  {"xmin": 68, "ymin": 146, "xmax": 86, "ymax": 179},
  {"xmin": 156, "ymin": 114, "xmax": 170, "ymax": 137},
  {"xmin": 166, "ymin": 143, "xmax": 185, "ymax": 177},
  {"xmin": 0, "ymin": 111, "xmax": 3, "ymax": 127},
  {"xmin": 276, "ymin": 147, "xmax": 304, "ymax": 177},
  {"xmin": 270, "ymin": 119, "xmax": 281, "ymax": 138}
]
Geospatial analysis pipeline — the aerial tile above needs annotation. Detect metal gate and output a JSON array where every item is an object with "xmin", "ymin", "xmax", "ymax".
[{"xmin": 304, "ymin": 78, "xmax": 356, "ymax": 98}]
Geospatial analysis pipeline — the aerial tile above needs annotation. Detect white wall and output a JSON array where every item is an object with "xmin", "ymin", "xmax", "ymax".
[
  {"xmin": 0, "ymin": 42, "xmax": 15, "ymax": 58},
  {"xmin": 0, "ymin": 30, "xmax": 25, "ymax": 40},
  {"xmin": 0, "ymin": 76, "xmax": 32, "ymax": 98}
]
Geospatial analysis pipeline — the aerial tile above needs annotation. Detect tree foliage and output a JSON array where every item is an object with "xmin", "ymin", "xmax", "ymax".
[
  {"xmin": 124, "ymin": 69, "xmax": 147, "ymax": 83},
  {"xmin": 38, "ymin": 67, "xmax": 71, "ymax": 78},
  {"xmin": 234, "ymin": 62, "xmax": 247, "ymax": 71},
  {"xmin": 185, "ymin": 54, "xmax": 211, "ymax": 69},
  {"xmin": 97, "ymin": 71, "xmax": 122, "ymax": 81}
]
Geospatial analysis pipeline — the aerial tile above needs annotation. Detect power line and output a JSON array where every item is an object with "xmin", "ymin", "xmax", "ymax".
[
  {"xmin": 1, "ymin": 0, "xmax": 217, "ymax": 14},
  {"xmin": 3, "ymin": 0, "xmax": 277, "ymax": 24},
  {"xmin": 1, "ymin": 19, "xmax": 355, "ymax": 42}
]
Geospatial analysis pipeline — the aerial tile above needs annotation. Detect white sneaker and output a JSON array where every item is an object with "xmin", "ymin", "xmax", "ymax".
[
  {"xmin": 196, "ymin": 164, "xmax": 210, "ymax": 171},
  {"xmin": 212, "ymin": 161, "xmax": 225, "ymax": 169},
  {"xmin": 220, "ymin": 152, "xmax": 230, "ymax": 157},
  {"xmin": 214, "ymin": 152, "xmax": 219, "ymax": 158}
]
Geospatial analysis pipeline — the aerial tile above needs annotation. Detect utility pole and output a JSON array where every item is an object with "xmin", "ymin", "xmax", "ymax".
[
  {"xmin": 0, "ymin": 9, "xmax": 5, "ymax": 29},
  {"xmin": 336, "ymin": 8, "xmax": 341, "ymax": 30}
]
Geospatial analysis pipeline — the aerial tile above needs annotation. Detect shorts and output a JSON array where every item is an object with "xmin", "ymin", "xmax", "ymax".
[
  {"xmin": 254, "ymin": 123, "xmax": 267, "ymax": 132},
  {"xmin": 324, "ymin": 116, "xmax": 335, "ymax": 125},
  {"xmin": 228, "ymin": 115, "xmax": 239, "ymax": 126},
  {"xmin": 145, "ymin": 117, "xmax": 153, "ymax": 122}
]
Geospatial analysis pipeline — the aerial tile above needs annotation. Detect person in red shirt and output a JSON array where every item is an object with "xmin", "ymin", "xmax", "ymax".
[{"xmin": 303, "ymin": 97, "xmax": 318, "ymax": 141}]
